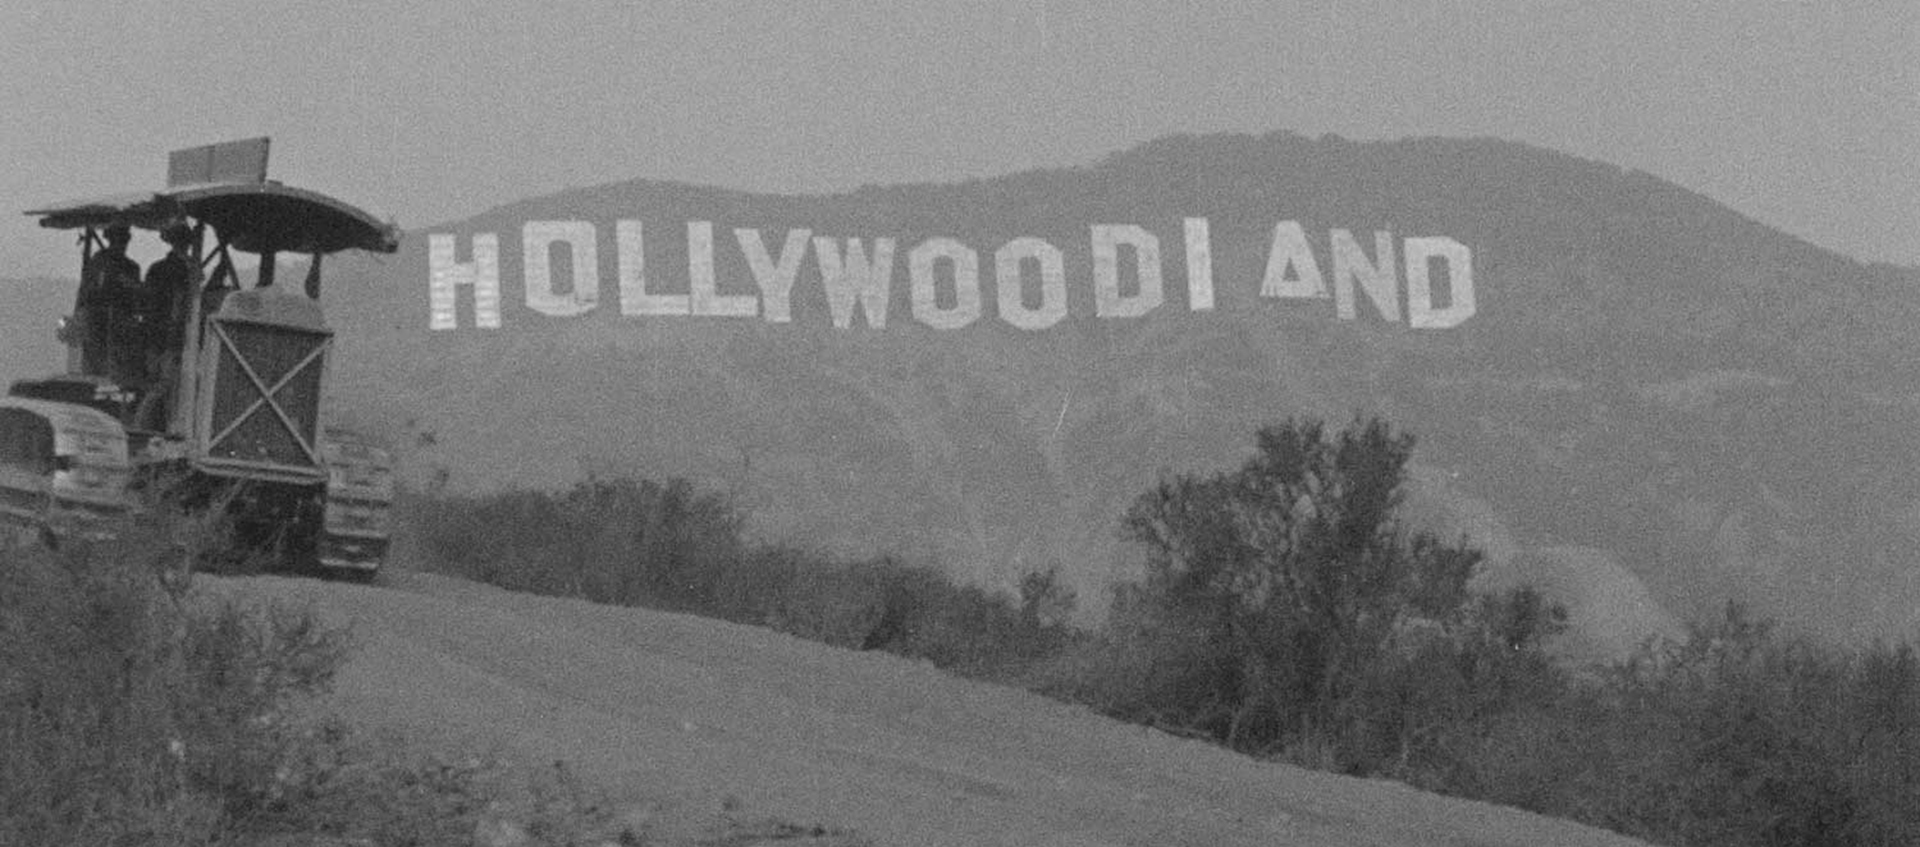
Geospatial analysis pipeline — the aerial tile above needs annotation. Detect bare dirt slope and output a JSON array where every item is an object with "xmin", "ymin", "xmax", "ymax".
[{"xmin": 204, "ymin": 570, "xmax": 1654, "ymax": 847}]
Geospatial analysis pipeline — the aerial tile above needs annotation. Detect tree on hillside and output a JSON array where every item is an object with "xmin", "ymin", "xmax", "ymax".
[{"xmin": 1116, "ymin": 416, "xmax": 1564, "ymax": 768}]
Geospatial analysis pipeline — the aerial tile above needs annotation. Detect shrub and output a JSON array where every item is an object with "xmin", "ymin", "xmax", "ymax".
[
  {"xmin": 1446, "ymin": 602, "xmax": 1920, "ymax": 847},
  {"xmin": 3, "ymin": 494, "xmax": 697, "ymax": 846},
  {"xmin": 1018, "ymin": 565, "xmax": 1078, "ymax": 631},
  {"xmin": 0, "ymin": 513, "xmax": 347, "ymax": 845},
  {"xmin": 1106, "ymin": 415, "xmax": 1566, "ymax": 767},
  {"xmin": 408, "ymin": 479, "xmax": 1080, "ymax": 680},
  {"xmin": 409, "ymin": 475, "xmax": 745, "ymax": 611}
]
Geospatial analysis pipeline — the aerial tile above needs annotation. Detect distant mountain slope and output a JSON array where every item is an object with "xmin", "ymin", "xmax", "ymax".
[
  {"xmin": 314, "ymin": 131, "xmax": 1918, "ymax": 649},
  {"xmin": 0, "ymin": 276, "xmax": 74, "ymax": 386}
]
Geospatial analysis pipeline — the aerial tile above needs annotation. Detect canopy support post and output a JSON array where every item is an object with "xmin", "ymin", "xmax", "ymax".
[{"xmin": 303, "ymin": 253, "xmax": 323, "ymax": 299}]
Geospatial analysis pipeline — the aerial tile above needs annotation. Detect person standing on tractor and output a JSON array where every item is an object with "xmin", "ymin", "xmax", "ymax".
[
  {"xmin": 133, "ymin": 222, "xmax": 197, "ymax": 430},
  {"xmin": 144, "ymin": 222, "xmax": 196, "ymax": 352},
  {"xmin": 73, "ymin": 222, "xmax": 140, "ymax": 381}
]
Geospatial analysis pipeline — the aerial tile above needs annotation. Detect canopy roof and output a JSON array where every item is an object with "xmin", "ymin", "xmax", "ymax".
[{"xmin": 25, "ymin": 180, "xmax": 399, "ymax": 255}]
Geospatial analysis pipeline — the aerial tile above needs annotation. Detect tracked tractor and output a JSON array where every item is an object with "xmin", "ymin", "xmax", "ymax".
[{"xmin": 1, "ymin": 138, "xmax": 398, "ymax": 578}]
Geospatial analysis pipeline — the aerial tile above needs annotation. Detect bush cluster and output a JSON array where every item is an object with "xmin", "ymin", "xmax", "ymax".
[
  {"xmin": 408, "ymin": 475, "xmax": 1080, "ymax": 679},
  {"xmin": 408, "ymin": 475, "xmax": 745, "ymax": 611},
  {"xmin": 0, "ymin": 507, "xmax": 646, "ymax": 846},
  {"xmin": 1054, "ymin": 417, "xmax": 1920, "ymax": 845},
  {"xmin": 405, "ymin": 416, "xmax": 1920, "ymax": 847},
  {"xmin": 1459, "ymin": 603, "xmax": 1920, "ymax": 847},
  {"xmin": 1, "ymin": 513, "xmax": 351, "ymax": 844},
  {"xmin": 1045, "ymin": 417, "xmax": 1567, "ymax": 774}
]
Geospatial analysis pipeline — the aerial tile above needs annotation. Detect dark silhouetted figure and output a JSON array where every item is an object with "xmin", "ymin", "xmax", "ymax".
[
  {"xmin": 133, "ymin": 223, "xmax": 197, "ymax": 431},
  {"xmin": 74, "ymin": 222, "xmax": 140, "ymax": 380},
  {"xmin": 143, "ymin": 223, "xmax": 196, "ymax": 353}
]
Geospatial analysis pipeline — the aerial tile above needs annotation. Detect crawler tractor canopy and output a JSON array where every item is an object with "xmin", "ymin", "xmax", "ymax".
[{"xmin": 8, "ymin": 137, "xmax": 400, "ymax": 576}]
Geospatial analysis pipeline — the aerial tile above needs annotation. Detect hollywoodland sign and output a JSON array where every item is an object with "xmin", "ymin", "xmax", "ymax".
[{"xmin": 426, "ymin": 218, "xmax": 1475, "ymax": 331}]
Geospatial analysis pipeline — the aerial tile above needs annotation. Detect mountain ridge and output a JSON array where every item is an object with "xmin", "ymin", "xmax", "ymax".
[
  {"xmin": 8, "ymin": 130, "xmax": 1917, "ymax": 656},
  {"xmin": 311, "ymin": 131, "xmax": 1920, "ymax": 653}
]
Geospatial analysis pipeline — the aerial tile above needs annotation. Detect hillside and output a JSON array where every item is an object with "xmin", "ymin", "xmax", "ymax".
[
  {"xmin": 203, "ymin": 569, "xmax": 1656, "ymax": 847},
  {"xmin": 0, "ymin": 275, "xmax": 72, "ymax": 386},
  {"xmin": 317, "ymin": 132, "xmax": 1920, "ymax": 651},
  {"xmin": 19, "ymin": 130, "xmax": 1918, "ymax": 655}
]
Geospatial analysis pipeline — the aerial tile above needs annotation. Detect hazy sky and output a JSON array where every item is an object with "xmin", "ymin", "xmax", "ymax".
[{"xmin": 2, "ymin": 1, "xmax": 1913, "ymax": 277}]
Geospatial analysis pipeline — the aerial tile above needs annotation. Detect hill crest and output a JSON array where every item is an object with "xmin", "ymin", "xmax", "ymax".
[{"xmin": 13, "ymin": 131, "xmax": 1916, "ymax": 654}]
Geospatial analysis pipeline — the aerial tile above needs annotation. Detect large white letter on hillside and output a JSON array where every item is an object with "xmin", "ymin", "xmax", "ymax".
[
  {"xmin": 1184, "ymin": 217, "xmax": 1216, "ymax": 311},
  {"xmin": 909, "ymin": 238, "xmax": 981, "ymax": 330},
  {"xmin": 996, "ymin": 238, "xmax": 1067, "ymax": 330},
  {"xmin": 1091, "ymin": 225, "xmax": 1163, "ymax": 318},
  {"xmin": 523, "ymin": 221, "xmax": 598, "ymax": 317},
  {"xmin": 814, "ymin": 236, "xmax": 896, "ymax": 329},
  {"xmin": 687, "ymin": 220, "xmax": 756, "ymax": 317},
  {"xmin": 736, "ymin": 227, "xmax": 811, "ymax": 323},
  {"xmin": 1404, "ymin": 236, "xmax": 1475, "ymax": 328},
  {"xmin": 1332, "ymin": 229, "xmax": 1400, "ymax": 323},
  {"xmin": 428, "ymin": 233, "xmax": 500, "ymax": 330},
  {"xmin": 616, "ymin": 220, "xmax": 689, "ymax": 315},
  {"xmin": 1261, "ymin": 220, "xmax": 1326, "ymax": 299}
]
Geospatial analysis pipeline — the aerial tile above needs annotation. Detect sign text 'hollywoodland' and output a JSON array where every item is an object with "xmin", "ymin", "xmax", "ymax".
[{"xmin": 426, "ymin": 219, "xmax": 1474, "ymax": 331}]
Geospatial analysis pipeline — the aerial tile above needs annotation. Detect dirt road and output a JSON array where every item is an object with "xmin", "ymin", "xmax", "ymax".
[{"xmin": 206, "ymin": 570, "xmax": 1653, "ymax": 847}]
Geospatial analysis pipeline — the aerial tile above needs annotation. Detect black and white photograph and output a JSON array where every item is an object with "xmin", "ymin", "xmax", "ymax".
[{"xmin": 2, "ymin": 2, "xmax": 1915, "ymax": 845}]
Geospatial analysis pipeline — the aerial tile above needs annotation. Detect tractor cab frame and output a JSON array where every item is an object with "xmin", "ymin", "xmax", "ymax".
[{"xmin": 9, "ymin": 138, "xmax": 399, "ymax": 573}]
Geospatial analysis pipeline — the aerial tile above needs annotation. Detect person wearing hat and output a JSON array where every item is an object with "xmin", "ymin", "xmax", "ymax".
[
  {"xmin": 134, "ymin": 222, "xmax": 199, "ymax": 430},
  {"xmin": 74, "ymin": 222, "xmax": 140, "ymax": 379},
  {"xmin": 144, "ymin": 222, "xmax": 198, "ymax": 349}
]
